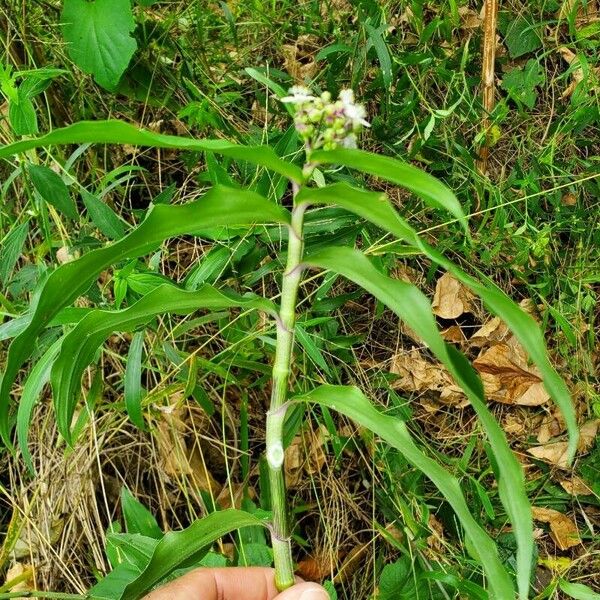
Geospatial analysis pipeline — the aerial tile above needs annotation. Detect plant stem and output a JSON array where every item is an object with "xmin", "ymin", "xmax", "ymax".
[{"xmin": 266, "ymin": 190, "xmax": 306, "ymax": 591}]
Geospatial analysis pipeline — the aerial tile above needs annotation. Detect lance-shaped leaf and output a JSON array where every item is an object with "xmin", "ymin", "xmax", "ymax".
[
  {"xmin": 302, "ymin": 246, "xmax": 532, "ymax": 599},
  {"xmin": 0, "ymin": 186, "xmax": 290, "ymax": 446},
  {"xmin": 0, "ymin": 120, "xmax": 303, "ymax": 183},
  {"xmin": 309, "ymin": 149, "xmax": 467, "ymax": 231},
  {"xmin": 52, "ymin": 283, "xmax": 276, "ymax": 443},
  {"xmin": 17, "ymin": 339, "xmax": 62, "ymax": 476},
  {"xmin": 89, "ymin": 509, "xmax": 264, "ymax": 600},
  {"xmin": 297, "ymin": 183, "xmax": 578, "ymax": 463},
  {"xmin": 293, "ymin": 385, "xmax": 515, "ymax": 599}
]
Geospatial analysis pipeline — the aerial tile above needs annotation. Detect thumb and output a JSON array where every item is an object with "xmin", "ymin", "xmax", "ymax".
[{"xmin": 275, "ymin": 582, "xmax": 329, "ymax": 600}]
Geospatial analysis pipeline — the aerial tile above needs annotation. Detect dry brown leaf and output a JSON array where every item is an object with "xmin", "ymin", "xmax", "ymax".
[
  {"xmin": 459, "ymin": 5, "xmax": 483, "ymax": 28},
  {"xmin": 579, "ymin": 419, "xmax": 599, "ymax": 451},
  {"xmin": 528, "ymin": 442, "xmax": 570, "ymax": 468},
  {"xmin": 285, "ymin": 426, "xmax": 327, "ymax": 488},
  {"xmin": 470, "ymin": 316, "xmax": 510, "ymax": 347},
  {"xmin": 432, "ymin": 273, "xmax": 475, "ymax": 319},
  {"xmin": 441, "ymin": 325, "xmax": 466, "ymax": 344},
  {"xmin": 297, "ymin": 552, "xmax": 332, "ymax": 582},
  {"xmin": 560, "ymin": 477, "xmax": 594, "ymax": 496},
  {"xmin": 3, "ymin": 562, "xmax": 34, "ymax": 598},
  {"xmin": 531, "ymin": 507, "xmax": 581, "ymax": 550},
  {"xmin": 537, "ymin": 408, "xmax": 566, "ymax": 443},
  {"xmin": 528, "ymin": 419, "xmax": 599, "ymax": 467},
  {"xmin": 282, "ymin": 35, "xmax": 319, "ymax": 82},
  {"xmin": 390, "ymin": 349, "xmax": 466, "ymax": 405},
  {"xmin": 474, "ymin": 339, "xmax": 550, "ymax": 406}
]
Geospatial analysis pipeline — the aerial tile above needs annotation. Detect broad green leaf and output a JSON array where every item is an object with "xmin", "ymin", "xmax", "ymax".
[
  {"xmin": 378, "ymin": 557, "xmax": 426, "ymax": 599},
  {"xmin": 0, "ymin": 221, "xmax": 29, "ymax": 285},
  {"xmin": 302, "ymin": 245, "xmax": 533, "ymax": 599},
  {"xmin": 299, "ymin": 183, "xmax": 578, "ymax": 464},
  {"xmin": 16, "ymin": 338, "xmax": 62, "ymax": 475},
  {"xmin": 121, "ymin": 509, "xmax": 264, "ymax": 599},
  {"xmin": 0, "ymin": 186, "xmax": 290, "ymax": 446},
  {"xmin": 8, "ymin": 88, "xmax": 38, "ymax": 136},
  {"xmin": 559, "ymin": 579, "xmax": 600, "ymax": 600},
  {"xmin": 502, "ymin": 14, "xmax": 542, "ymax": 59},
  {"xmin": 0, "ymin": 120, "xmax": 304, "ymax": 183},
  {"xmin": 93, "ymin": 534, "xmax": 158, "ymax": 599},
  {"xmin": 28, "ymin": 164, "xmax": 78, "ymax": 220},
  {"xmin": 121, "ymin": 487, "xmax": 162, "ymax": 540},
  {"xmin": 61, "ymin": 0, "xmax": 137, "ymax": 91},
  {"xmin": 82, "ymin": 190, "xmax": 126, "ymax": 239},
  {"xmin": 308, "ymin": 149, "xmax": 467, "ymax": 230},
  {"xmin": 501, "ymin": 60, "xmax": 545, "ymax": 109},
  {"xmin": 294, "ymin": 385, "xmax": 515, "ymax": 599},
  {"xmin": 124, "ymin": 331, "xmax": 146, "ymax": 430},
  {"xmin": 51, "ymin": 283, "xmax": 276, "ymax": 442}
]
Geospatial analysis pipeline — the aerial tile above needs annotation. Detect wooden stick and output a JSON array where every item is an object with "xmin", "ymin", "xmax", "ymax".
[{"xmin": 477, "ymin": 0, "xmax": 499, "ymax": 175}]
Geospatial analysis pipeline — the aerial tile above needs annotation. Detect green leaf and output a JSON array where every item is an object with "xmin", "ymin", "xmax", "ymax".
[
  {"xmin": 559, "ymin": 579, "xmax": 600, "ymax": 600},
  {"xmin": 16, "ymin": 338, "xmax": 62, "ymax": 475},
  {"xmin": 302, "ymin": 245, "xmax": 533, "ymax": 599},
  {"xmin": 0, "ymin": 120, "xmax": 304, "ymax": 183},
  {"xmin": 8, "ymin": 90, "xmax": 38, "ymax": 136},
  {"xmin": 0, "ymin": 221, "xmax": 29, "ymax": 286},
  {"xmin": 501, "ymin": 60, "xmax": 545, "ymax": 109},
  {"xmin": 299, "ymin": 183, "xmax": 578, "ymax": 465},
  {"xmin": 307, "ymin": 150, "xmax": 467, "ymax": 230},
  {"xmin": 503, "ymin": 15, "xmax": 542, "ymax": 59},
  {"xmin": 121, "ymin": 509, "xmax": 264, "ymax": 599},
  {"xmin": 28, "ymin": 164, "xmax": 78, "ymax": 220},
  {"xmin": 51, "ymin": 283, "xmax": 276, "ymax": 442},
  {"xmin": 82, "ymin": 190, "xmax": 127, "ymax": 239},
  {"xmin": 121, "ymin": 487, "xmax": 162, "ymax": 540},
  {"xmin": 379, "ymin": 557, "xmax": 426, "ymax": 599},
  {"xmin": 61, "ymin": 0, "xmax": 137, "ymax": 91},
  {"xmin": 124, "ymin": 331, "xmax": 146, "ymax": 430},
  {"xmin": 294, "ymin": 385, "xmax": 515, "ymax": 599},
  {"xmin": 0, "ymin": 185, "xmax": 290, "ymax": 446}
]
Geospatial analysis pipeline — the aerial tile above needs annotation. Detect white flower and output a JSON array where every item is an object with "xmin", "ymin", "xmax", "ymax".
[
  {"xmin": 338, "ymin": 88, "xmax": 370, "ymax": 127},
  {"xmin": 342, "ymin": 133, "xmax": 358, "ymax": 148},
  {"xmin": 281, "ymin": 85, "xmax": 316, "ymax": 104}
]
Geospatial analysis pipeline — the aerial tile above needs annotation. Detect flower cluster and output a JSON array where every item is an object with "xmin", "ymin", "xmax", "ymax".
[{"xmin": 281, "ymin": 86, "xmax": 369, "ymax": 153}]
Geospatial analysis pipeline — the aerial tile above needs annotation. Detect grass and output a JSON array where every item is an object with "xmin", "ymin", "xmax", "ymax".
[{"xmin": 0, "ymin": 0, "xmax": 599, "ymax": 598}]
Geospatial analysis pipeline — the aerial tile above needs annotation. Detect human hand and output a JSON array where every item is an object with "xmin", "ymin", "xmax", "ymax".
[{"xmin": 143, "ymin": 567, "xmax": 329, "ymax": 600}]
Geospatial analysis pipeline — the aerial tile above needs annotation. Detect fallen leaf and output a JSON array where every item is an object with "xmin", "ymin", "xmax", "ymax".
[
  {"xmin": 528, "ymin": 419, "xmax": 599, "ymax": 467},
  {"xmin": 459, "ymin": 5, "xmax": 483, "ymax": 29},
  {"xmin": 441, "ymin": 325, "xmax": 466, "ymax": 344},
  {"xmin": 297, "ymin": 552, "xmax": 332, "ymax": 582},
  {"xmin": 470, "ymin": 316, "xmax": 510, "ymax": 347},
  {"xmin": 474, "ymin": 339, "xmax": 550, "ymax": 406},
  {"xmin": 390, "ymin": 348, "xmax": 466, "ymax": 405},
  {"xmin": 3, "ymin": 562, "xmax": 34, "ymax": 598},
  {"xmin": 282, "ymin": 35, "xmax": 319, "ymax": 82},
  {"xmin": 432, "ymin": 273, "xmax": 475, "ymax": 319},
  {"xmin": 579, "ymin": 419, "xmax": 599, "ymax": 451},
  {"xmin": 531, "ymin": 507, "xmax": 581, "ymax": 550},
  {"xmin": 560, "ymin": 477, "xmax": 594, "ymax": 496},
  {"xmin": 528, "ymin": 442, "xmax": 570, "ymax": 468},
  {"xmin": 285, "ymin": 426, "xmax": 327, "ymax": 488}
]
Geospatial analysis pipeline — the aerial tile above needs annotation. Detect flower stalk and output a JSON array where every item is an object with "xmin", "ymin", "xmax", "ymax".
[
  {"xmin": 267, "ymin": 198, "xmax": 306, "ymax": 591},
  {"xmin": 267, "ymin": 86, "xmax": 369, "ymax": 590}
]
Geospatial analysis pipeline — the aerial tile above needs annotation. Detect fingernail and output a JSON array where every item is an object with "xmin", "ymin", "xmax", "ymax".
[{"xmin": 299, "ymin": 588, "xmax": 328, "ymax": 600}]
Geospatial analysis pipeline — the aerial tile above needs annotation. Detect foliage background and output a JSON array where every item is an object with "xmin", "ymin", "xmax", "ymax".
[{"xmin": 0, "ymin": 0, "xmax": 598, "ymax": 597}]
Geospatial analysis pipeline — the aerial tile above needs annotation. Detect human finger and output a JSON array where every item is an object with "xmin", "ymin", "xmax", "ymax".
[
  {"xmin": 142, "ymin": 567, "xmax": 280, "ymax": 600},
  {"xmin": 275, "ymin": 581, "xmax": 329, "ymax": 600}
]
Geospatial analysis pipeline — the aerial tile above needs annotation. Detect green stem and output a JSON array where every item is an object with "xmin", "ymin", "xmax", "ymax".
[{"xmin": 266, "ymin": 191, "xmax": 306, "ymax": 591}]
